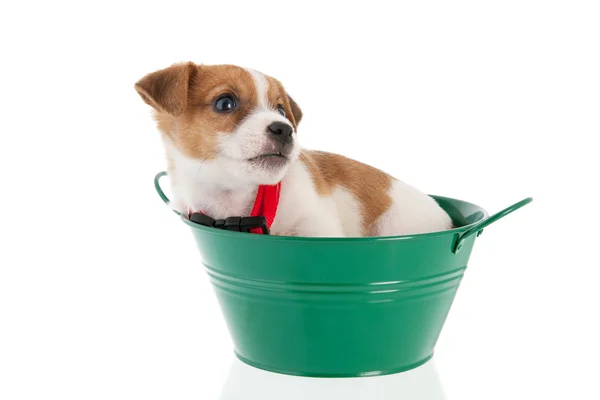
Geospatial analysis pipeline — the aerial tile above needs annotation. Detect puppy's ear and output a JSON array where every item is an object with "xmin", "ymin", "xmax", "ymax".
[
  {"xmin": 134, "ymin": 62, "xmax": 197, "ymax": 116},
  {"xmin": 287, "ymin": 94, "xmax": 303, "ymax": 126}
]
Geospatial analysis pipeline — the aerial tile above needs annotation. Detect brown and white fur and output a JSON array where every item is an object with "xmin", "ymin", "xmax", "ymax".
[{"xmin": 135, "ymin": 62, "xmax": 453, "ymax": 237}]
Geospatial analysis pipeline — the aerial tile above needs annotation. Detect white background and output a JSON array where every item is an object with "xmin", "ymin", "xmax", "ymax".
[{"xmin": 1, "ymin": 1, "xmax": 599, "ymax": 399}]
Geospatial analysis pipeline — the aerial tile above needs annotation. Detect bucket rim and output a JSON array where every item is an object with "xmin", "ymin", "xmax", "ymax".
[{"xmin": 179, "ymin": 194, "xmax": 489, "ymax": 243}]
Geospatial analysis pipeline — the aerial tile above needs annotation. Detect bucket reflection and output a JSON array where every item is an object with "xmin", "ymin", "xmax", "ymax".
[{"xmin": 219, "ymin": 357, "xmax": 447, "ymax": 400}]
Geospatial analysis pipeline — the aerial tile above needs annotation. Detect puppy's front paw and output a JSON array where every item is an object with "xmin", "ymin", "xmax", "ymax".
[{"xmin": 168, "ymin": 197, "xmax": 188, "ymax": 215}]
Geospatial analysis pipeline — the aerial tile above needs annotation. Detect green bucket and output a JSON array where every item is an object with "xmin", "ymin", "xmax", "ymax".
[{"xmin": 154, "ymin": 171, "xmax": 532, "ymax": 378}]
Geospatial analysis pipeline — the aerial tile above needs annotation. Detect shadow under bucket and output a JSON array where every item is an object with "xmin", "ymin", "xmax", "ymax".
[{"xmin": 155, "ymin": 172, "xmax": 532, "ymax": 378}]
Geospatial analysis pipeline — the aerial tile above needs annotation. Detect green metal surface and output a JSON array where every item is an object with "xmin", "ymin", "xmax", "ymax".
[{"xmin": 154, "ymin": 171, "xmax": 532, "ymax": 377}]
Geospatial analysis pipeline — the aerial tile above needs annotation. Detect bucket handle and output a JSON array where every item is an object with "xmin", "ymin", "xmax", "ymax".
[
  {"xmin": 154, "ymin": 171, "xmax": 182, "ymax": 216},
  {"xmin": 453, "ymin": 197, "xmax": 533, "ymax": 253}
]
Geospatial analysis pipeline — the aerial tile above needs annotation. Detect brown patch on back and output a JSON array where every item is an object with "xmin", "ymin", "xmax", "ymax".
[
  {"xmin": 135, "ymin": 63, "xmax": 259, "ymax": 160},
  {"xmin": 300, "ymin": 150, "xmax": 393, "ymax": 235}
]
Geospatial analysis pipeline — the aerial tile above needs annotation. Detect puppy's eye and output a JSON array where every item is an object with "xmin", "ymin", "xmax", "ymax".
[
  {"xmin": 214, "ymin": 94, "xmax": 238, "ymax": 113},
  {"xmin": 277, "ymin": 105, "xmax": 286, "ymax": 117}
]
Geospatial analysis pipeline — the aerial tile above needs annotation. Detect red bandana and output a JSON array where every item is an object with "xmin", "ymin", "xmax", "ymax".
[
  {"xmin": 247, "ymin": 183, "xmax": 281, "ymax": 233},
  {"xmin": 190, "ymin": 183, "xmax": 281, "ymax": 234}
]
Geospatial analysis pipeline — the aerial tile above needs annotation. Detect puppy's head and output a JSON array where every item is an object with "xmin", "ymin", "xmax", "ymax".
[{"xmin": 135, "ymin": 62, "xmax": 302, "ymax": 185}]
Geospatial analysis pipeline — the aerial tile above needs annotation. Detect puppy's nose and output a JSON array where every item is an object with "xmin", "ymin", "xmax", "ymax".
[{"xmin": 267, "ymin": 121, "xmax": 293, "ymax": 144}]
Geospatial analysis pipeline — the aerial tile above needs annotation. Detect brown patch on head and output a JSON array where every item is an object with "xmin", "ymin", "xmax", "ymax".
[
  {"xmin": 300, "ymin": 150, "xmax": 393, "ymax": 235},
  {"xmin": 265, "ymin": 76, "xmax": 303, "ymax": 128},
  {"xmin": 134, "ymin": 63, "xmax": 259, "ymax": 160}
]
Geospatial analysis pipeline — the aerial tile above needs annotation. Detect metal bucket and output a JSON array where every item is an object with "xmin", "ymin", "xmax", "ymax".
[{"xmin": 154, "ymin": 172, "xmax": 532, "ymax": 377}]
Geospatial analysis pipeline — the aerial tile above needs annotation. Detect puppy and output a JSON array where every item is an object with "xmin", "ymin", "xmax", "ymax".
[{"xmin": 135, "ymin": 62, "xmax": 453, "ymax": 237}]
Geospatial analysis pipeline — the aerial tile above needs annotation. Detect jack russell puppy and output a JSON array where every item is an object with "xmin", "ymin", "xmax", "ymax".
[{"xmin": 135, "ymin": 62, "xmax": 453, "ymax": 237}]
